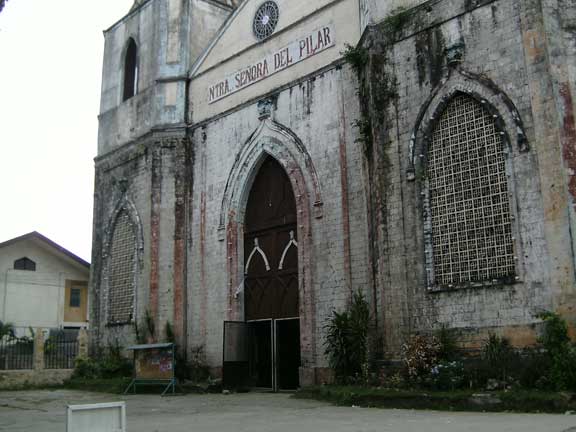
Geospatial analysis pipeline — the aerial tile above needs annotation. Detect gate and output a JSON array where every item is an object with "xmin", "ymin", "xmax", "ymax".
[
  {"xmin": 44, "ymin": 329, "xmax": 79, "ymax": 369},
  {"xmin": 223, "ymin": 318, "xmax": 300, "ymax": 392}
]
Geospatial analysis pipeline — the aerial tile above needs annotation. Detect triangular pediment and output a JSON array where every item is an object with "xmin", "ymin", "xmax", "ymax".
[{"xmin": 192, "ymin": 0, "xmax": 343, "ymax": 77}]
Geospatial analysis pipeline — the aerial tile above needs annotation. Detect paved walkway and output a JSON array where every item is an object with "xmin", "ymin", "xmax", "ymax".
[{"xmin": 1, "ymin": 390, "xmax": 576, "ymax": 432}]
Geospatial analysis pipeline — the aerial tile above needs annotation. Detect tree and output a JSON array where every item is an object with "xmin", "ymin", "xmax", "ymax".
[{"xmin": 0, "ymin": 321, "xmax": 15, "ymax": 339}]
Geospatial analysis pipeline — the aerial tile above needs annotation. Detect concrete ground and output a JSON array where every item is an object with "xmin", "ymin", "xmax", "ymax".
[{"xmin": 1, "ymin": 390, "xmax": 576, "ymax": 432}]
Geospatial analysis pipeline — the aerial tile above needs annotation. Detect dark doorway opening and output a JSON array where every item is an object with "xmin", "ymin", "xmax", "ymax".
[
  {"xmin": 250, "ymin": 319, "xmax": 273, "ymax": 389},
  {"xmin": 275, "ymin": 318, "xmax": 300, "ymax": 390},
  {"xmin": 223, "ymin": 318, "xmax": 300, "ymax": 392}
]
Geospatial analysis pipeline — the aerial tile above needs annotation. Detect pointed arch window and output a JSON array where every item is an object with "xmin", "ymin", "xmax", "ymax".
[
  {"xmin": 425, "ymin": 94, "xmax": 516, "ymax": 289},
  {"xmin": 107, "ymin": 210, "xmax": 137, "ymax": 324},
  {"xmin": 123, "ymin": 38, "xmax": 138, "ymax": 101},
  {"xmin": 14, "ymin": 257, "xmax": 36, "ymax": 271}
]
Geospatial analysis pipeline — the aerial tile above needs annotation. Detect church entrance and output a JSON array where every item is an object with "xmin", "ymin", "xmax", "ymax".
[{"xmin": 223, "ymin": 157, "xmax": 301, "ymax": 391}]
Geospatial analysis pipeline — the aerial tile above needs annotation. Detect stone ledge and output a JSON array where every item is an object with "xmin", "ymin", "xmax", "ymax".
[{"xmin": 0, "ymin": 369, "xmax": 73, "ymax": 390}]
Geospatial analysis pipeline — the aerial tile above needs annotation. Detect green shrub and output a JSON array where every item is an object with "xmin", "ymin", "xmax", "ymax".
[
  {"xmin": 341, "ymin": 44, "xmax": 368, "ymax": 74},
  {"xmin": 429, "ymin": 361, "xmax": 465, "ymax": 391},
  {"xmin": 538, "ymin": 311, "xmax": 570, "ymax": 355},
  {"xmin": 402, "ymin": 334, "xmax": 440, "ymax": 383},
  {"xmin": 436, "ymin": 326, "xmax": 458, "ymax": 362},
  {"xmin": 324, "ymin": 291, "xmax": 372, "ymax": 382},
  {"xmin": 165, "ymin": 321, "xmax": 175, "ymax": 343},
  {"xmin": 324, "ymin": 310, "xmax": 352, "ymax": 380},
  {"xmin": 99, "ymin": 355, "xmax": 132, "ymax": 378},
  {"xmin": 188, "ymin": 345, "xmax": 211, "ymax": 382},
  {"xmin": 517, "ymin": 348, "xmax": 552, "ymax": 390},
  {"xmin": 538, "ymin": 311, "xmax": 576, "ymax": 391},
  {"xmin": 0, "ymin": 321, "xmax": 15, "ymax": 339},
  {"xmin": 482, "ymin": 334, "xmax": 517, "ymax": 382},
  {"xmin": 73, "ymin": 344, "xmax": 132, "ymax": 380},
  {"xmin": 72, "ymin": 357, "xmax": 101, "ymax": 380}
]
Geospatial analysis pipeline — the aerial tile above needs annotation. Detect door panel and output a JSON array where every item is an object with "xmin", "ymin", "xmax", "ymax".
[
  {"xmin": 223, "ymin": 321, "xmax": 250, "ymax": 389},
  {"xmin": 244, "ymin": 273, "xmax": 298, "ymax": 321}
]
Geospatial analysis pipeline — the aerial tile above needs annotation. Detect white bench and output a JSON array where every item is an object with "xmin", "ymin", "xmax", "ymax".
[{"xmin": 66, "ymin": 402, "xmax": 126, "ymax": 432}]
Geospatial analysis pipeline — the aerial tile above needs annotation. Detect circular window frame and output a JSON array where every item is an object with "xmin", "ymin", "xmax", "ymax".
[{"xmin": 253, "ymin": 1, "xmax": 279, "ymax": 41}]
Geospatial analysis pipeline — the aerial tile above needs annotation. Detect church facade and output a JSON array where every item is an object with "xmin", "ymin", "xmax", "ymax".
[{"xmin": 91, "ymin": 0, "xmax": 576, "ymax": 388}]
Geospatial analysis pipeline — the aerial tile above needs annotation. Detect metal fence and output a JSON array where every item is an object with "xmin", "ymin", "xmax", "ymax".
[
  {"xmin": 44, "ymin": 329, "xmax": 79, "ymax": 369},
  {"xmin": 0, "ymin": 334, "xmax": 34, "ymax": 370}
]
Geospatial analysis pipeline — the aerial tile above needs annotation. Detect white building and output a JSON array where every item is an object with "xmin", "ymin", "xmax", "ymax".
[{"xmin": 0, "ymin": 232, "xmax": 90, "ymax": 334}]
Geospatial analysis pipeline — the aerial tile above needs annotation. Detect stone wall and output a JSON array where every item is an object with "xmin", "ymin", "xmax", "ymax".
[
  {"xmin": 0, "ymin": 369, "xmax": 74, "ymax": 390},
  {"xmin": 90, "ymin": 133, "xmax": 191, "ymax": 350},
  {"xmin": 360, "ymin": 0, "xmax": 576, "ymax": 355}
]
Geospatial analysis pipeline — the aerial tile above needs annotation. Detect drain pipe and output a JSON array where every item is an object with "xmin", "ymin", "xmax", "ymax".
[{"xmin": 2, "ymin": 270, "xmax": 8, "ymax": 323}]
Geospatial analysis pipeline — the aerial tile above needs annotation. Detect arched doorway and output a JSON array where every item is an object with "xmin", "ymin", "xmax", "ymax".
[
  {"xmin": 223, "ymin": 156, "xmax": 301, "ymax": 391},
  {"xmin": 244, "ymin": 157, "xmax": 300, "ymax": 391}
]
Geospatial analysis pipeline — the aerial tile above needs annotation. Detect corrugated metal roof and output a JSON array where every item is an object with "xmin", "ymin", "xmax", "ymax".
[
  {"xmin": 126, "ymin": 343, "xmax": 174, "ymax": 350},
  {"xmin": 0, "ymin": 231, "xmax": 90, "ymax": 268}
]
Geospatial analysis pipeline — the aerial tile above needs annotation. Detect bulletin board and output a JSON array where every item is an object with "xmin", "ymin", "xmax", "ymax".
[{"xmin": 123, "ymin": 343, "xmax": 176, "ymax": 396}]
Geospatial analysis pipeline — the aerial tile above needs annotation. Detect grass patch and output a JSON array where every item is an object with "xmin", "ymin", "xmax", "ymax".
[{"xmin": 295, "ymin": 386, "xmax": 575, "ymax": 413}]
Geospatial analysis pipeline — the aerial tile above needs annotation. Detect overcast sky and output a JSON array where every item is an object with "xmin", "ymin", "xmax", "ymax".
[{"xmin": 0, "ymin": 0, "xmax": 134, "ymax": 262}]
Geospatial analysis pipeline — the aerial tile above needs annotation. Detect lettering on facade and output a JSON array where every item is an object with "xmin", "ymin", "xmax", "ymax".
[{"xmin": 208, "ymin": 25, "xmax": 335, "ymax": 104}]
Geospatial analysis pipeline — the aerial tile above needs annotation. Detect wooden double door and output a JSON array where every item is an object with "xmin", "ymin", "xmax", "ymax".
[{"xmin": 244, "ymin": 156, "xmax": 299, "ymax": 321}]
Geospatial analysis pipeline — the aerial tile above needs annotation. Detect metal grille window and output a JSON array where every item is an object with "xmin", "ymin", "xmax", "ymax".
[
  {"xmin": 427, "ymin": 95, "xmax": 515, "ymax": 288},
  {"xmin": 108, "ymin": 210, "xmax": 136, "ymax": 324},
  {"xmin": 253, "ymin": 1, "xmax": 279, "ymax": 41}
]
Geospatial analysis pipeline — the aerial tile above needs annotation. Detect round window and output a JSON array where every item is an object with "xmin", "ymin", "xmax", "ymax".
[{"xmin": 253, "ymin": 1, "xmax": 279, "ymax": 41}]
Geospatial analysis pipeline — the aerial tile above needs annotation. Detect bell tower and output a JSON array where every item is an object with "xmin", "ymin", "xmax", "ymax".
[{"xmin": 92, "ymin": 0, "xmax": 234, "ymax": 351}]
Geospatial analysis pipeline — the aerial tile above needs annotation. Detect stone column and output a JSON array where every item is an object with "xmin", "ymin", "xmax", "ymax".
[
  {"xmin": 77, "ymin": 328, "xmax": 89, "ymax": 359},
  {"xmin": 33, "ymin": 329, "xmax": 44, "ymax": 370}
]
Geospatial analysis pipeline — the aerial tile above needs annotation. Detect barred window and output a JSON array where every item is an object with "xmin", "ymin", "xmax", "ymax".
[
  {"xmin": 427, "ymin": 94, "xmax": 515, "ymax": 288},
  {"xmin": 108, "ymin": 210, "xmax": 136, "ymax": 324}
]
